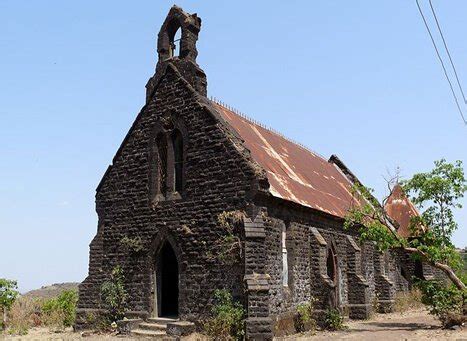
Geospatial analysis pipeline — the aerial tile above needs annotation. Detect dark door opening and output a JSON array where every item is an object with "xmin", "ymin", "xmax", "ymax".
[
  {"xmin": 156, "ymin": 242, "xmax": 179, "ymax": 317},
  {"xmin": 414, "ymin": 259, "xmax": 424, "ymax": 280}
]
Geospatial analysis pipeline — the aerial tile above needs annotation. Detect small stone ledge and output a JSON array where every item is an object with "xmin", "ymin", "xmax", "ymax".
[
  {"xmin": 125, "ymin": 310, "xmax": 150, "ymax": 320},
  {"xmin": 346, "ymin": 235, "xmax": 361, "ymax": 251},
  {"xmin": 310, "ymin": 227, "xmax": 327, "ymax": 246},
  {"xmin": 320, "ymin": 274, "xmax": 335, "ymax": 287},
  {"xmin": 166, "ymin": 321, "xmax": 196, "ymax": 337},
  {"xmin": 244, "ymin": 216, "xmax": 266, "ymax": 239},
  {"xmin": 378, "ymin": 274, "xmax": 395, "ymax": 286},
  {"xmin": 352, "ymin": 273, "xmax": 369, "ymax": 287},
  {"xmin": 244, "ymin": 273, "xmax": 270, "ymax": 292},
  {"xmin": 116, "ymin": 318, "xmax": 143, "ymax": 335}
]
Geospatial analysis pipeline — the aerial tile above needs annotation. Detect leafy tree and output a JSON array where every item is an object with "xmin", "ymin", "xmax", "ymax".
[
  {"xmin": 344, "ymin": 160, "xmax": 466, "ymax": 291},
  {"xmin": 404, "ymin": 159, "xmax": 466, "ymax": 251},
  {"xmin": 344, "ymin": 160, "xmax": 467, "ymax": 326},
  {"xmin": 0, "ymin": 278, "xmax": 19, "ymax": 326}
]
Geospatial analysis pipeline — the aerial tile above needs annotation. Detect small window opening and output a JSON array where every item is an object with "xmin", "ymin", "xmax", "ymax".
[
  {"xmin": 281, "ymin": 225, "xmax": 288, "ymax": 287},
  {"xmin": 156, "ymin": 133, "xmax": 168, "ymax": 197},
  {"xmin": 400, "ymin": 266, "xmax": 409, "ymax": 281},
  {"xmin": 172, "ymin": 130, "xmax": 183, "ymax": 193},
  {"xmin": 170, "ymin": 28, "xmax": 182, "ymax": 58},
  {"xmin": 414, "ymin": 259, "xmax": 424, "ymax": 279}
]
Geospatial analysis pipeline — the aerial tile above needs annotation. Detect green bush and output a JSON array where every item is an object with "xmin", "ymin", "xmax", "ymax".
[
  {"xmin": 296, "ymin": 297, "xmax": 317, "ymax": 332},
  {"xmin": 323, "ymin": 308, "xmax": 344, "ymax": 331},
  {"xmin": 416, "ymin": 279, "xmax": 465, "ymax": 327},
  {"xmin": 203, "ymin": 289, "xmax": 245, "ymax": 340},
  {"xmin": 0, "ymin": 278, "xmax": 19, "ymax": 329},
  {"xmin": 41, "ymin": 289, "xmax": 78, "ymax": 328},
  {"xmin": 100, "ymin": 266, "xmax": 127, "ymax": 322}
]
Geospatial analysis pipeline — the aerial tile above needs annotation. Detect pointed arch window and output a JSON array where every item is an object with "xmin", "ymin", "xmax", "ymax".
[
  {"xmin": 171, "ymin": 129, "xmax": 184, "ymax": 193},
  {"xmin": 326, "ymin": 247, "xmax": 337, "ymax": 282},
  {"xmin": 156, "ymin": 132, "xmax": 168, "ymax": 197}
]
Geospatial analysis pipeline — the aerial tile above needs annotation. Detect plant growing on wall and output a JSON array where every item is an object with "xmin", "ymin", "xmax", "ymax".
[
  {"xmin": 344, "ymin": 159, "xmax": 466, "ymax": 326},
  {"xmin": 100, "ymin": 266, "xmax": 128, "ymax": 322},
  {"xmin": 207, "ymin": 211, "xmax": 245, "ymax": 265},
  {"xmin": 120, "ymin": 236, "xmax": 144, "ymax": 254}
]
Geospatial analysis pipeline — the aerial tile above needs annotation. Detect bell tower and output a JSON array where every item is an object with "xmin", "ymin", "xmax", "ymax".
[{"xmin": 146, "ymin": 6, "xmax": 207, "ymax": 101}]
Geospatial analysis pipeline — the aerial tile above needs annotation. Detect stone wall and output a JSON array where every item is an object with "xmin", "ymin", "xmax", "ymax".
[
  {"xmin": 257, "ymin": 197, "xmax": 375, "ymax": 333},
  {"xmin": 77, "ymin": 62, "xmax": 264, "ymax": 326}
]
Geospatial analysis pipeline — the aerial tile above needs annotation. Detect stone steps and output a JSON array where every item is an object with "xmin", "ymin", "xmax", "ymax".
[
  {"xmin": 131, "ymin": 328, "xmax": 167, "ymax": 338},
  {"xmin": 130, "ymin": 317, "xmax": 179, "ymax": 339},
  {"xmin": 147, "ymin": 317, "xmax": 179, "ymax": 324},
  {"xmin": 139, "ymin": 322, "xmax": 167, "ymax": 331}
]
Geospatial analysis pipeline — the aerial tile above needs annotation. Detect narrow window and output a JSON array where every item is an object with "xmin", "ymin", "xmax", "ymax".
[
  {"xmin": 326, "ymin": 248, "xmax": 336, "ymax": 282},
  {"xmin": 172, "ymin": 129, "xmax": 184, "ymax": 193},
  {"xmin": 156, "ymin": 133, "xmax": 168, "ymax": 197},
  {"xmin": 282, "ymin": 225, "xmax": 288, "ymax": 287}
]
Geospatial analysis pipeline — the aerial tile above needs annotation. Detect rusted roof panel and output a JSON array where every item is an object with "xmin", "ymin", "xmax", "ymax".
[
  {"xmin": 213, "ymin": 102, "xmax": 358, "ymax": 218},
  {"xmin": 385, "ymin": 184, "xmax": 421, "ymax": 238}
]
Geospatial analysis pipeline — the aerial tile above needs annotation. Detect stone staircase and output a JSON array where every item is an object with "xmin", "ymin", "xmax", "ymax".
[{"xmin": 131, "ymin": 317, "xmax": 178, "ymax": 339}]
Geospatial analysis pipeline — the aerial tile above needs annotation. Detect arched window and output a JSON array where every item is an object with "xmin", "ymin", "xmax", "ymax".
[
  {"xmin": 172, "ymin": 129, "xmax": 184, "ymax": 193},
  {"xmin": 326, "ymin": 247, "xmax": 336, "ymax": 282},
  {"xmin": 156, "ymin": 133, "xmax": 168, "ymax": 197},
  {"xmin": 169, "ymin": 27, "xmax": 182, "ymax": 58}
]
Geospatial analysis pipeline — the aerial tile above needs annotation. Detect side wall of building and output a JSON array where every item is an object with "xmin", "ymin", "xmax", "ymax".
[{"xmin": 252, "ymin": 197, "xmax": 404, "ymax": 335}]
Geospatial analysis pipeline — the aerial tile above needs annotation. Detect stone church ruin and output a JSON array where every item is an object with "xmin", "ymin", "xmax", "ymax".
[{"xmin": 76, "ymin": 6, "xmax": 439, "ymax": 339}]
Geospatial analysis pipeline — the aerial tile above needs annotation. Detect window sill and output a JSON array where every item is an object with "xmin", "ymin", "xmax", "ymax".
[{"xmin": 151, "ymin": 191, "xmax": 184, "ymax": 207}]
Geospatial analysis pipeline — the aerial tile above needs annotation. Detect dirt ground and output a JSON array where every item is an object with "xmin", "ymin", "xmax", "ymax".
[
  {"xmin": 279, "ymin": 308, "xmax": 466, "ymax": 341},
  {"xmin": 1, "ymin": 309, "xmax": 465, "ymax": 340},
  {"xmin": 0, "ymin": 329, "xmax": 209, "ymax": 341}
]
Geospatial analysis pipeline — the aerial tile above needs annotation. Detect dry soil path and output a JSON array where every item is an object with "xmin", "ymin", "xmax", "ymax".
[
  {"xmin": 1, "ymin": 309, "xmax": 465, "ymax": 340},
  {"xmin": 278, "ymin": 309, "xmax": 466, "ymax": 340}
]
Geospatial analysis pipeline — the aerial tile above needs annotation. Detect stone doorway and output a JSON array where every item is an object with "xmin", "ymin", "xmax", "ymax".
[{"xmin": 155, "ymin": 241, "xmax": 179, "ymax": 317}]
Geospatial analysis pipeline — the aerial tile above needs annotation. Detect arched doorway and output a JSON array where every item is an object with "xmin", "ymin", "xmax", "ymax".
[{"xmin": 155, "ymin": 241, "xmax": 179, "ymax": 317}]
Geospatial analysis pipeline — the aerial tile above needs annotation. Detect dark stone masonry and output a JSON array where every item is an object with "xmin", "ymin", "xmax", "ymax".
[{"xmin": 76, "ymin": 6, "xmax": 441, "ymax": 339}]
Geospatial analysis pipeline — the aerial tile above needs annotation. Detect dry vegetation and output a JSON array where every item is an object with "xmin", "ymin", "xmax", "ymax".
[
  {"xmin": 393, "ymin": 289, "xmax": 425, "ymax": 313},
  {"xmin": 2, "ymin": 290, "xmax": 78, "ymax": 336}
]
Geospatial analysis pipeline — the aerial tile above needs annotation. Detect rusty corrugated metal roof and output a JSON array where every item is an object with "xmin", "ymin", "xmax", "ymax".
[
  {"xmin": 213, "ymin": 102, "xmax": 358, "ymax": 218},
  {"xmin": 384, "ymin": 184, "xmax": 422, "ymax": 238}
]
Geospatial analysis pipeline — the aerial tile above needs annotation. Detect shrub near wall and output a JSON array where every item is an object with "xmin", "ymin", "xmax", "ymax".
[{"xmin": 203, "ymin": 289, "xmax": 245, "ymax": 340}]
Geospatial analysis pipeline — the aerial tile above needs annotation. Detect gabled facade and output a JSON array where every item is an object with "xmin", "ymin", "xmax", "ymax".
[{"xmin": 77, "ymin": 6, "xmax": 411, "ymax": 339}]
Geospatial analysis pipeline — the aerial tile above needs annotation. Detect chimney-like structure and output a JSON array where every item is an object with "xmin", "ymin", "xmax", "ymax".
[{"xmin": 146, "ymin": 5, "xmax": 207, "ymax": 102}]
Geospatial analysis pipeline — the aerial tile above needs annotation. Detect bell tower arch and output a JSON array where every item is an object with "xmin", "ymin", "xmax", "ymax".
[{"xmin": 146, "ymin": 5, "xmax": 207, "ymax": 101}]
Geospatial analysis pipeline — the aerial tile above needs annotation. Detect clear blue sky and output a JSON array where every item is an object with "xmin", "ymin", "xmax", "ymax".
[{"xmin": 1, "ymin": 1, "xmax": 466, "ymax": 292}]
